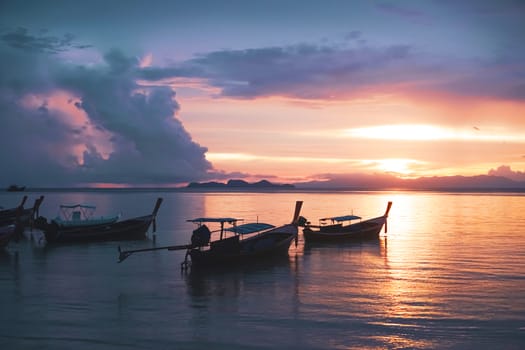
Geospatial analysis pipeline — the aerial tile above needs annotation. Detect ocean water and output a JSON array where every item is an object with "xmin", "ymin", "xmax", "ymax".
[{"xmin": 1, "ymin": 190, "xmax": 524, "ymax": 349}]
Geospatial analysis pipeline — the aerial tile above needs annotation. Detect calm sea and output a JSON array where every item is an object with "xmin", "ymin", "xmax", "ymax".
[{"xmin": 1, "ymin": 190, "xmax": 524, "ymax": 349}]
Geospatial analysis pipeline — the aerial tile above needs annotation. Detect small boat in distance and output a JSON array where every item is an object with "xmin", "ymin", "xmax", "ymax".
[
  {"xmin": 36, "ymin": 198, "xmax": 163, "ymax": 244},
  {"xmin": 6, "ymin": 185, "xmax": 25, "ymax": 192},
  {"xmin": 118, "ymin": 201, "xmax": 306, "ymax": 269},
  {"xmin": 303, "ymin": 201, "xmax": 392, "ymax": 242},
  {"xmin": 52, "ymin": 204, "xmax": 120, "ymax": 228}
]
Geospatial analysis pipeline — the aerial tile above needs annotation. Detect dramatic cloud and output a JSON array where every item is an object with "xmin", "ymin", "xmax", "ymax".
[
  {"xmin": 142, "ymin": 41, "xmax": 525, "ymax": 101},
  {"xmin": 0, "ymin": 28, "xmax": 213, "ymax": 187},
  {"xmin": 143, "ymin": 43, "xmax": 417, "ymax": 99}
]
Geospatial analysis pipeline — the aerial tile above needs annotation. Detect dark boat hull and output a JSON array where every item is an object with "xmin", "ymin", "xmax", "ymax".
[
  {"xmin": 0, "ymin": 208, "xmax": 32, "ymax": 227},
  {"xmin": 43, "ymin": 215, "xmax": 154, "ymax": 243},
  {"xmin": 39, "ymin": 197, "xmax": 162, "ymax": 244},
  {"xmin": 0, "ymin": 196, "xmax": 44, "ymax": 238},
  {"xmin": 189, "ymin": 224, "xmax": 297, "ymax": 268},
  {"xmin": 303, "ymin": 202, "xmax": 392, "ymax": 243},
  {"xmin": 6, "ymin": 185, "xmax": 25, "ymax": 192},
  {"xmin": 303, "ymin": 216, "xmax": 387, "ymax": 242}
]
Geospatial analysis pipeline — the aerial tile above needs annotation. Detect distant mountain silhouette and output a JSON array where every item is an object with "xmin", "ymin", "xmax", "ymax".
[
  {"xmin": 295, "ymin": 174, "xmax": 525, "ymax": 190},
  {"xmin": 186, "ymin": 174, "xmax": 525, "ymax": 191},
  {"xmin": 187, "ymin": 179, "xmax": 295, "ymax": 189}
]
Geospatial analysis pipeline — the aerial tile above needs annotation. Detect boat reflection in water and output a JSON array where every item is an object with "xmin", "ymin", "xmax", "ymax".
[
  {"xmin": 2, "ymin": 191, "xmax": 525, "ymax": 349},
  {"xmin": 185, "ymin": 255, "xmax": 292, "ymax": 299}
]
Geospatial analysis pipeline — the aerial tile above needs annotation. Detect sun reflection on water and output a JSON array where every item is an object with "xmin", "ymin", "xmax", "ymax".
[{"xmin": 3, "ymin": 191, "xmax": 524, "ymax": 349}]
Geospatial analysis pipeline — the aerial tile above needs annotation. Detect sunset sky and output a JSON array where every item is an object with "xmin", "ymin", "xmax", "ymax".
[{"xmin": 1, "ymin": 0, "xmax": 525, "ymax": 187}]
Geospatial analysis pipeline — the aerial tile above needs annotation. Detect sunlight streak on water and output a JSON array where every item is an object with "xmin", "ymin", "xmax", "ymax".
[{"xmin": 1, "ymin": 190, "xmax": 525, "ymax": 349}]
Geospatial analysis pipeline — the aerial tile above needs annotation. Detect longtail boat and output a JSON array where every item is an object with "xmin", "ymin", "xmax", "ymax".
[
  {"xmin": 36, "ymin": 198, "xmax": 162, "ymax": 244},
  {"xmin": 0, "ymin": 195, "xmax": 44, "ymax": 230},
  {"xmin": 118, "ymin": 201, "xmax": 305, "ymax": 269},
  {"xmin": 303, "ymin": 201, "xmax": 392, "ymax": 242}
]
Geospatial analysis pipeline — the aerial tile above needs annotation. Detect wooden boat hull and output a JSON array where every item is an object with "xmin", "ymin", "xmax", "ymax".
[
  {"xmin": 0, "ymin": 208, "xmax": 32, "ymax": 227},
  {"xmin": 42, "ymin": 215, "xmax": 155, "ymax": 243},
  {"xmin": 303, "ymin": 216, "xmax": 387, "ymax": 242},
  {"xmin": 54, "ymin": 216, "xmax": 120, "ymax": 228},
  {"xmin": 0, "ymin": 196, "xmax": 44, "ymax": 238},
  {"xmin": 38, "ymin": 197, "xmax": 162, "ymax": 244},
  {"xmin": 188, "ymin": 223, "xmax": 297, "ymax": 268},
  {"xmin": 303, "ymin": 202, "xmax": 392, "ymax": 243}
]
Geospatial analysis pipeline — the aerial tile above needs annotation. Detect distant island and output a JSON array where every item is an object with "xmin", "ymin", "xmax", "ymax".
[
  {"xmin": 185, "ymin": 174, "xmax": 525, "ymax": 192},
  {"xmin": 8, "ymin": 173, "xmax": 525, "ymax": 192},
  {"xmin": 187, "ymin": 179, "xmax": 295, "ymax": 190},
  {"xmin": 294, "ymin": 174, "xmax": 525, "ymax": 191}
]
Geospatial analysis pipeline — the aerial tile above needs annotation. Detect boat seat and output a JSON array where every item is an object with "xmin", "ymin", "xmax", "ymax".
[{"xmin": 72, "ymin": 211, "xmax": 81, "ymax": 221}]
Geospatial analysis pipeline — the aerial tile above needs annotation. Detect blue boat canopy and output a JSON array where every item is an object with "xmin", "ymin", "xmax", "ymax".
[
  {"xmin": 187, "ymin": 217, "xmax": 239, "ymax": 224},
  {"xmin": 320, "ymin": 215, "xmax": 361, "ymax": 222},
  {"xmin": 225, "ymin": 222, "xmax": 275, "ymax": 234}
]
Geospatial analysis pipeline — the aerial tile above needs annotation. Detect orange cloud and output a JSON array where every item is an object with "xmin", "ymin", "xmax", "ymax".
[{"xmin": 20, "ymin": 90, "xmax": 114, "ymax": 166}]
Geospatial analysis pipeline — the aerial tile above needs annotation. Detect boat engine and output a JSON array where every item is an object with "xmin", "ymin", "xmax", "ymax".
[
  {"xmin": 296, "ymin": 216, "xmax": 308, "ymax": 227},
  {"xmin": 191, "ymin": 224, "xmax": 211, "ymax": 247}
]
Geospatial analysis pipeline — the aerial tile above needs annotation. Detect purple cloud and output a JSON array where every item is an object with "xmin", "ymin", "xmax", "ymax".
[
  {"xmin": 140, "ymin": 40, "xmax": 525, "ymax": 101},
  {"xmin": 0, "ymin": 30, "xmax": 215, "ymax": 187},
  {"xmin": 150, "ymin": 43, "xmax": 416, "ymax": 99}
]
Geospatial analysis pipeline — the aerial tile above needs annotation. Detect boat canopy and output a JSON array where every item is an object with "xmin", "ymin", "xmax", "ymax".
[
  {"xmin": 187, "ymin": 217, "xmax": 240, "ymax": 224},
  {"xmin": 59, "ymin": 204, "xmax": 98, "ymax": 221},
  {"xmin": 60, "ymin": 204, "xmax": 96, "ymax": 210},
  {"xmin": 225, "ymin": 222, "xmax": 275, "ymax": 234},
  {"xmin": 320, "ymin": 215, "xmax": 361, "ymax": 222}
]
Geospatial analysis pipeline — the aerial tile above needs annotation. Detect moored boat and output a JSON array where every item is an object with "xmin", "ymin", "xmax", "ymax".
[
  {"xmin": 0, "ymin": 195, "xmax": 45, "ymax": 230},
  {"xmin": 52, "ymin": 204, "xmax": 121, "ymax": 227},
  {"xmin": 0, "ymin": 196, "xmax": 28, "ymax": 227},
  {"xmin": 303, "ymin": 201, "xmax": 392, "ymax": 242},
  {"xmin": 6, "ymin": 185, "xmax": 25, "ymax": 192},
  {"xmin": 36, "ymin": 198, "xmax": 163, "ymax": 244},
  {"xmin": 184, "ymin": 220, "xmax": 296, "ymax": 268},
  {"xmin": 118, "ymin": 201, "xmax": 306, "ymax": 269}
]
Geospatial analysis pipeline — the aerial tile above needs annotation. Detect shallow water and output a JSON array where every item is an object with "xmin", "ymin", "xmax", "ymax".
[{"xmin": 1, "ymin": 190, "xmax": 524, "ymax": 349}]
